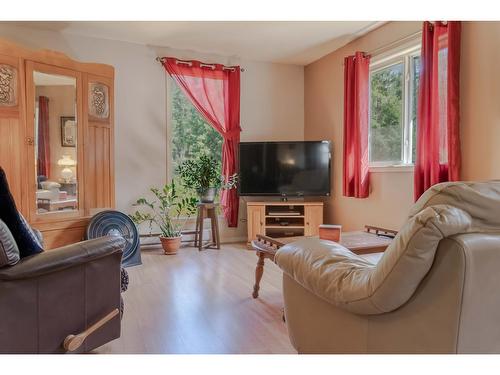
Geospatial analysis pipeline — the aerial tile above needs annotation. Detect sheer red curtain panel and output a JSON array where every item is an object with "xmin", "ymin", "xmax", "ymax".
[
  {"xmin": 343, "ymin": 52, "xmax": 371, "ymax": 198},
  {"xmin": 414, "ymin": 21, "xmax": 461, "ymax": 200},
  {"xmin": 162, "ymin": 58, "xmax": 241, "ymax": 227}
]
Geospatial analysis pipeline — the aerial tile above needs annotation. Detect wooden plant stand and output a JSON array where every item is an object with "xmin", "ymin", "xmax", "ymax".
[{"xmin": 194, "ymin": 203, "xmax": 221, "ymax": 251}]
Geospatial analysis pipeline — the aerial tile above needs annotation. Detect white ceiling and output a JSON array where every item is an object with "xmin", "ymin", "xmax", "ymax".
[{"xmin": 16, "ymin": 21, "xmax": 383, "ymax": 65}]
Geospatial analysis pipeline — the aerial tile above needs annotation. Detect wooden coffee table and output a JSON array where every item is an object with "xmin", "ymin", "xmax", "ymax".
[{"xmin": 250, "ymin": 226, "xmax": 396, "ymax": 298}]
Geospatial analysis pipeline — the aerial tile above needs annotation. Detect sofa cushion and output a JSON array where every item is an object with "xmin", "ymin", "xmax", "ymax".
[
  {"xmin": 0, "ymin": 219, "xmax": 20, "ymax": 267},
  {"xmin": 0, "ymin": 167, "xmax": 43, "ymax": 258}
]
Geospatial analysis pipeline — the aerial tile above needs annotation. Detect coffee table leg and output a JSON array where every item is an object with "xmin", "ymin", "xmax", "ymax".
[{"xmin": 252, "ymin": 252, "xmax": 266, "ymax": 298}]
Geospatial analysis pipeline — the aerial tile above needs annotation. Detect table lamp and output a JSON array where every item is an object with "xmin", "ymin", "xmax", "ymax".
[{"xmin": 57, "ymin": 155, "xmax": 76, "ymax": 183}]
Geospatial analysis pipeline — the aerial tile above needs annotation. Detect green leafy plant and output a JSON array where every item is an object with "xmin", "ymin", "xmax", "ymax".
[
  {"xmin": 176, "ymin": 154, "xmax": 239, "ymax": 192},
  {"xmin": 176, "ymin": 155, "xmax": 222, "ymax": 191},
  {"xmin": 129, "ymin": 180, "xmax": 198, "ymax": 238}
]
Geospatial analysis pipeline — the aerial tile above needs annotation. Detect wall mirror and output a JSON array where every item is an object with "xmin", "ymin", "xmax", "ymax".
[{"xmin": 33, "ymin": 71, "xmax": 78, "ymax": 214}]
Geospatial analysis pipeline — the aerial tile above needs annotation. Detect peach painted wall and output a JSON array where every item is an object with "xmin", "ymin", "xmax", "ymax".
[
  {"xmin": 460, "ymin": 22, "xmax": 500, "ymax": 181},
  {"xmin": 305, "ymin": 21, "xmax": 500, "ymax": 232},
  {"xmin": 304, "ymin": 22, "xmax": 421, "ymax": 231}
]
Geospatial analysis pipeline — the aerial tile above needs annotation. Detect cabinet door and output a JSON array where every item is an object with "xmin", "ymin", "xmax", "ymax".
[
  {"xmin": 247, "ymin": 205, "xmax": 265, "ymax": 242},
  {"xmin": 0, "ymin": 53, "xmax": 23, "ymax": 212},
  {"xmin": 304, "ymin": 205, "xmax": 323, "ymax": 236},
  {"xmin": 84, "ymin": 74, "xmax": 115, "ymax": 215}
]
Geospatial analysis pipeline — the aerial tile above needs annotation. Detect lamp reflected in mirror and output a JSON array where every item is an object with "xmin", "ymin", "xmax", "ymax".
[{"xmin": 57, "ymin": 155, "xmax": 76, "ymax": 183}]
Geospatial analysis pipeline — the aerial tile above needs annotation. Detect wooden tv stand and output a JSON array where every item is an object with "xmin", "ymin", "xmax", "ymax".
[{"xmin": 246, "ymin": 201, "xmax": 323, "ymax": 243}]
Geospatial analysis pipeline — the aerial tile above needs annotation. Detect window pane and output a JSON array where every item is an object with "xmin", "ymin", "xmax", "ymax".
[
  {"xmin": 170, "ymin": 80, "xmax": 223, "ymax": 179},
  {"xmin": 370, "ymin": 62, "xmax": 404, "ymax": 163},
  {"xmin": 411, "ymin": 55, "xmax": 420, "ymax": 163}
]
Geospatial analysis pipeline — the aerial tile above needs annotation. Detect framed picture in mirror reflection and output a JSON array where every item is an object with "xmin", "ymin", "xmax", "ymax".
[{"xmin": 60, "ymin": 116, "xmax": 76, "ymax": 147}]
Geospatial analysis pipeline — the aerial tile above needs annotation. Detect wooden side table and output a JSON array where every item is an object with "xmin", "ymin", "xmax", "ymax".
[{"xmin": 194, "ymin": 203, "xmax": 221, "ymax": 251}]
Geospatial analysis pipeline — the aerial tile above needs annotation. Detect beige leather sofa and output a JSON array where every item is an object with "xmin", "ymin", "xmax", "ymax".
[{"xmin": 276, "ymin": 181, "xmax": 500, "ymax": 353}]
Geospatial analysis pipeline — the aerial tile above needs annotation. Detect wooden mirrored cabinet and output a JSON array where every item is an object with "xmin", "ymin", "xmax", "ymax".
[{"xmin": 0, "ymin": 38, "xmax": 115, "ymax": 249}]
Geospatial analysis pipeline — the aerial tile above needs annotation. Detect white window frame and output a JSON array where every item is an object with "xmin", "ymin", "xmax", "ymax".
[
  {"xmin": 369, "ymin": 43, "xmax": 421, "ymax": 169},
  {"xmin": 166, "ymin": 76, "xmax": 174, "ymax": 182}
]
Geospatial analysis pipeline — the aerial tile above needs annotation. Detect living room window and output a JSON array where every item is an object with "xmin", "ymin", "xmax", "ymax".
[
  {"xmin": 167, "ymin": 78, "xmax": 223, "ymax": 183},
  {"xmin": 369, "ymin": 44, "xmax": 421, "ymax": 167}
]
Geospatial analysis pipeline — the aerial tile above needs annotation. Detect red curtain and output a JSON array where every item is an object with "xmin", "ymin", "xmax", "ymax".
[
  {"xmin": 162, "ymin": 58, "xmax": 241, "ymax": 227},
  {"xmin": 343, "ymin": 52, "xmax": 371, "ymax": 198},
  {"xmin": 37, "ymin": 96, "xmax": 50, "ymax": 178},
  {"xmin": 414, "ymin": 21, "xmax": 461, "ymax": 200}
]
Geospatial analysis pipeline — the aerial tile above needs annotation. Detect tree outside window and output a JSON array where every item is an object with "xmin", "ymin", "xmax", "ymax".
[
  {"xmin": 370, "ymin": 62, "xmax": 404, "ymax": 163},
  {"xmin": 169, "ymin": 80, "xmax": 223, "ymax": 196},
  {"xmin": 369, "ymin": 45, "xmax": 421, "ymax": 166}
]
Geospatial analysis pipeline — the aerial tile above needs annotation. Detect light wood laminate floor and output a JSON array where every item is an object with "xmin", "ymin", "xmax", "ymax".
[{"xmin": 96, "ymin": 243, "xmax": 296, "ymax": 354}]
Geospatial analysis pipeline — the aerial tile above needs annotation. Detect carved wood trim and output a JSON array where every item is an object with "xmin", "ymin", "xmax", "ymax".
[
  {"xmin": 88, "ymin": 82, "xmax": 109, "ymax": 120},
  {"xmin": 0, "ymin": 64, "xmax": 17, "ymax": 106}
]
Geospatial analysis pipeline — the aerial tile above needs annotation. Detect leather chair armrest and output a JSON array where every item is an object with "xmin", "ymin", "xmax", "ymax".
[
  {"xmin": 0, "ymin": 236, "xmax": 125, "ymax": 281},
  {"xmin": 275, "ymin": 237, "xmax": 376, "ymax": 307}
]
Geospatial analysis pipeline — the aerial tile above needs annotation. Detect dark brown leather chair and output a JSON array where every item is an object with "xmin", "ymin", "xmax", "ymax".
[{"xmin": 0, "ymin": 235, "xmax": 125, "ymax": 353}]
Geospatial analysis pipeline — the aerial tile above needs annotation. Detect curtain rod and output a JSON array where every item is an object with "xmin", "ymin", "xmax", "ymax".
[
  {"xmin": 367, "ymin": 22, "xmax": 450, "ymax": 56},
  {"xmin": 367, "ymin": 30, "xmax": 422, "ymax": 57},
  {"xmin": 155, "ymin": 57, "xmax": 245, "ymax": 72}
]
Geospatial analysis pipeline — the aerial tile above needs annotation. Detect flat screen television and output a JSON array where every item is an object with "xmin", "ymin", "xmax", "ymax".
[{"xmin": 239, "ymin": 141, "xmax": 331, "ymax": 197}]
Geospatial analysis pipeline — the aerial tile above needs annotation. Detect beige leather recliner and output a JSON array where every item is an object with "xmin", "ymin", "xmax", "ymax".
[{"xmin": 276, "ymin": 181, "xmax": 500, "ymax": 353}]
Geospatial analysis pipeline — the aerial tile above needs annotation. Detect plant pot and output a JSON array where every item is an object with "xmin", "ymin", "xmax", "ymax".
[
  {"xmin": 197, "ymin": 187, "xmax": 218, "ymax": 203},
  {"xmin": 159, "ymin": 236, "xmax": 182, "ymax": 255}
]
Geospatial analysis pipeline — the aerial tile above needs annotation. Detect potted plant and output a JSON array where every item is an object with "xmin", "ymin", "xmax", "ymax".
[
  {"xmin": 129, "ymin": 180, "xmax": 198, "ymax": 255},
  {"xmin": 176, "ymin": 155, "xmax": 238, "ymax": 203}
]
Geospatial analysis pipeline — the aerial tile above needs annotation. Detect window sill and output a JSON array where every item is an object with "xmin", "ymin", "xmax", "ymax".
[{"xmin": 369, "ymin": 165, "xmax": 414, "ymax": 173}]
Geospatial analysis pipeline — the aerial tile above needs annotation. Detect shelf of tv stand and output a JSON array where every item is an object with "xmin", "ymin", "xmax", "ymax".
[
  {"xmin": 265, "ymin": 225, "xmax": 305, "ymax": 229},
  {"xmin": 246, "ymin": 201, "xmax": 324, "ymax": 243},
  {"xmin": 265, "ymin": 215, "xmax": 305, "ymax": 218}
]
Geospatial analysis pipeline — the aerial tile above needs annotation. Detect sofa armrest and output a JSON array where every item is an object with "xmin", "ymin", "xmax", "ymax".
[
  {"xmin": 275, "ymin": 237, "xmax": 376, "ymax": 307},
  {"xmin": 0, "ymin": 236, "xmax": 125, "ymax": 281}
]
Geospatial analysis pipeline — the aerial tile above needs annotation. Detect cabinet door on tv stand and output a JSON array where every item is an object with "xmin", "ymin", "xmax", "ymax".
[
  {"xmin": 247, "ymin": 205, "xmax": 265, "ymax": 242},
  {"xmin": 304, "ymin": 205, "xmax": 323, "ymax": 236}
]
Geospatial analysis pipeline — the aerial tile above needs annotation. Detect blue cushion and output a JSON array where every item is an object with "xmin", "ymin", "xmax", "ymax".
[{"xmin": 0, "ymin": 167, "xmax": 43, "ymax": 258}]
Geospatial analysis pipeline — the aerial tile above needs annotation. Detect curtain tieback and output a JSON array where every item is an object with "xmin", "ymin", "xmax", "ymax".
[{"xmin": 223, "ymin": 127, "xmax": 241, "ymax": 140}]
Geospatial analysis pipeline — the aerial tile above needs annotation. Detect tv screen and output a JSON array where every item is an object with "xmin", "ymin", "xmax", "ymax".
[{"xmin": 239, "ymin": 141, "xmax": 331, "ymax": 197}]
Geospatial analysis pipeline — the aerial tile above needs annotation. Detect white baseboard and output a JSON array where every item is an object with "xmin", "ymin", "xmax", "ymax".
[{"xmin": 139, "ymin": 230, "xmax": 246, "ymax": 247}]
